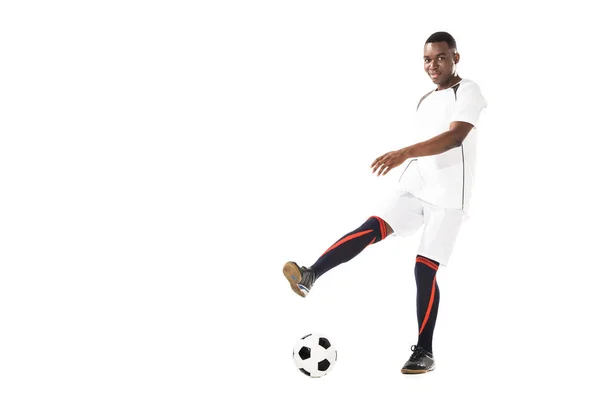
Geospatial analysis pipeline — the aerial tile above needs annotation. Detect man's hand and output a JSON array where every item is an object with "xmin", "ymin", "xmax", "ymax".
[
  {"xmin": 371, "ymin": 122, "xmax": 474, "ymax": 176},
  {"xmin": 371, "ymin": 147, "xmax": 412, "ymax": 176}
]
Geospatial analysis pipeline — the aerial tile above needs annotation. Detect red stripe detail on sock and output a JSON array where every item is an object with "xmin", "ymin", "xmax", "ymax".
[
  {"xmin": 416, "ymin": 256, "xmax": 439, "ymax": 271},
  {"xmin": 369, "ymin": 215, "xmax": 387, "ymax": 240},
  {"xmin": 321, "ymin": 230, "xmax": 373, "ymax": 257},
  {"xmin": 419, "ymin": 275, "xmax": 437, "ymax": 335}
]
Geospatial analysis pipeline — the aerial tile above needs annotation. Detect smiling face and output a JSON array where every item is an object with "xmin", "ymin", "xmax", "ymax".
[{"xmin": 423, "ymin": 41, "xmax": 460, "ymax": 90}]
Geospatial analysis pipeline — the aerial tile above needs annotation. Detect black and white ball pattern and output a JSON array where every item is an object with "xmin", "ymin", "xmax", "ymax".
[{"xmin": 292, "ymin": 333, "xmax": 337, "ymax": 378}]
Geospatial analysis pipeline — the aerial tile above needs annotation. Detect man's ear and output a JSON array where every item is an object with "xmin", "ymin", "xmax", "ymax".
[{"xmin": 454, "ymin": 52, "xmax": 460, "ymax": 64}]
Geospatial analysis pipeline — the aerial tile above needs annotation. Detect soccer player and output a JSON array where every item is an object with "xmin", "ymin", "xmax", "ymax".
[{"xmin": 283, "ymin": 31, "xmax": 488, "ymax": 374}]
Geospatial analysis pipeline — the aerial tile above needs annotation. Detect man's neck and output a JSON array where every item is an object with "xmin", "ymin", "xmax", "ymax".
[{"xmin": 436, "ymin": 75, "xmax": 462, "ymax": 91}]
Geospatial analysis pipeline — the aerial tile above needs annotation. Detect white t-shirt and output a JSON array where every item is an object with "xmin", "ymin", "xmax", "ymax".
[{"xmin": 397, "ymin": 79, "xmax": 487, "ymax": 214}]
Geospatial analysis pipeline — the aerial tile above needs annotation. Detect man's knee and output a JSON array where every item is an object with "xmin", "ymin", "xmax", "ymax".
[
  {"xmin": 384, "ymin": 220, "xmax": 394, "ymax": 235},
  {"xmin": 364, "ymin": 216, "xmax": 392, "ymax": 241}
]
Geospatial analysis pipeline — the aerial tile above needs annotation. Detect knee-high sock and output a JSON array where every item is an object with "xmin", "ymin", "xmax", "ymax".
[
  {"xmin": 310, "ymin": 216, "xmax": 388, "ymax": 279},
  {"xmin": 415, "ymin": 255, "xmax": 440, "ymax": 354}
]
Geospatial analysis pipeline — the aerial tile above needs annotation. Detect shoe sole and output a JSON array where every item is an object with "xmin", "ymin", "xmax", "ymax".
[
  {"xmin": 283, "ymin": 261, "xmax": 306, "ymax": 298},
  {"xmin": 401, "ymin": 367, "xmax": 435, "ymax": 374}
]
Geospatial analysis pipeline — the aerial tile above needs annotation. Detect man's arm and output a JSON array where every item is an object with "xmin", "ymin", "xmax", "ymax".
[
  {"xmin": 371, "ymin": 121, "xmax": 474, "ymax": 176},
  {"xmin": 406, "ymin": 121, "xmax": 474, "ymax": 158}
]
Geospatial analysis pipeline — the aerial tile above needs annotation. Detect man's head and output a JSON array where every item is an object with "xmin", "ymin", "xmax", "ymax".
[{"xmin": 424, "ymin": 32, "xmax": 460, "ymax": 89}]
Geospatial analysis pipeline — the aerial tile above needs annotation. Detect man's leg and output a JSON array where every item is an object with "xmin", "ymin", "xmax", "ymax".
[
  {"xmin": 415, "ymin": 255, "xmax": 440, "ymax": 354},
  {"xmin": 401, "ymin": 202, "xmax": 463, "ymax": 374},
  {"xmin": 401, "ymin": 254, "xmax": 439, "ymax": 374},
  {"xmin": 310, "ymin": 216, "xmax": 393, "ymax": 279},
  {"xmin": 283, "ymin": 216, "xmax": 393, "ymax": 297}
]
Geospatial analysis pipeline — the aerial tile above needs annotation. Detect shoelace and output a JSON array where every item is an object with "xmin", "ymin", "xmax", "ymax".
[
  {"xmin": 409, "ymin": 345, "xmax": 427, "ymax": 361},
  {"xmin": 301, "ymin": 267, "xmax": 315, "ymax": 286}
]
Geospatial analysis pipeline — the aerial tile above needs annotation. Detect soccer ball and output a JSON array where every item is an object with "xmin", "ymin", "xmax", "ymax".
[{"xmin": 292, "ymin": 332, "xmax": 337, "ymax": 378}]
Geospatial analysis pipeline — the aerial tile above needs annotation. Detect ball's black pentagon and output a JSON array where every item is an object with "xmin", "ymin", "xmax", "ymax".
[
  {"xmin": 298, "ymin": 346, "xmax": 311, "ymax": 360},
  {"xmin": 318, "ymin": 359, "xmax": 331, "ymax": 371},
  {"xmin": 318, "ymin": 337, "xmax": 331, "ymax": 349},
  {"xmin": 299, "ymin": 368, "xmax": 311, "ymax": 376},
  {"xmin": 301, "ymin": 333, "xmax": 312, "ymax": 340}
]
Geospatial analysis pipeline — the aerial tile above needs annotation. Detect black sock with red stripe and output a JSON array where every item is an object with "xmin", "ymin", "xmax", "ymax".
[
  {"xmin": 310, "ymin": 216, "xmax": 388, "ymax": 280},
  {"xmin": 415, "ymin": 255, "xmax": 440, "ymax": 355}
]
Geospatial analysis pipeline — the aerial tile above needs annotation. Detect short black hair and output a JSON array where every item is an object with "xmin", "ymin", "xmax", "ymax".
[{"xmin": 425, "ymin": 32, "xmax": 457, "ymax": 51}]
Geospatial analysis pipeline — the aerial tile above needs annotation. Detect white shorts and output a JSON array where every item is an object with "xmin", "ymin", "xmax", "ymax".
[{"xmin": 377, "ymin": 188, "xmax": 464, "ymax": 267}]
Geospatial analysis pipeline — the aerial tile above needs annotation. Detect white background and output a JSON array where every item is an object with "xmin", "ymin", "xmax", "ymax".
[{"xmin": 1, "ymin": 1, "xmax": 598, "ymax": 399}]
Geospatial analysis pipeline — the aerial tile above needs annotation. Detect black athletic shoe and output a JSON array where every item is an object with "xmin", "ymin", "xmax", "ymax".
[
  {"xmin": 401, "ymin": 345, "xmax": 436, "ymax": 374},
  {"xmin": 283, "ymin": 261, "xmax": 315, "ymax": 298}
]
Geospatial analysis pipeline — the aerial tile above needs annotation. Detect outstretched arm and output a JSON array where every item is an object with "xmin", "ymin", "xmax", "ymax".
[
  {"xmin": 371, "ymin": 121, "xmax": 474, "ymax": 176},
  {"xmin": 407, "ymin": 121, "xmax": 473, "ymax": 158}
]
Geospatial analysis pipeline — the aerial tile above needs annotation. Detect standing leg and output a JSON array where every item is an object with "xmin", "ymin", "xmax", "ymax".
[
  {"xmin": 401, "ymin": 201, "xmax": 463, "ymax": 374},
  {"xmin": 415, "ymin": 255, "xmax": 440, "ymax": 353},
  {"xmin": 401, "ymin": 255, "xmax": 439, "ymax": 374}
]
